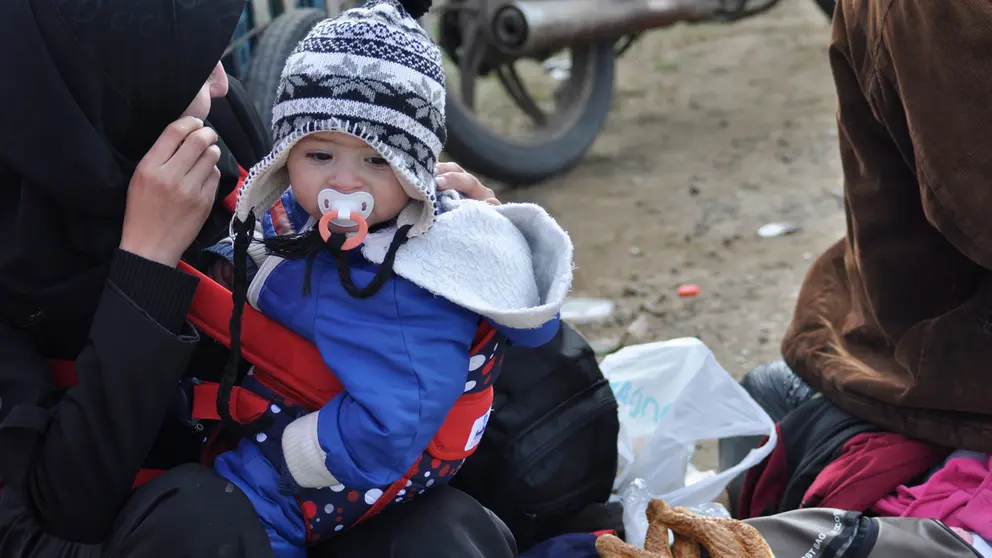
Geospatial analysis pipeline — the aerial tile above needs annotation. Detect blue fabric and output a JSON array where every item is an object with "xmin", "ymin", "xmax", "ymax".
[
  {"xmin": 214, "ymin": 440, "xmax": 308, "ymax": 555},
  {"xmin": 257, "ymin": 250, "xmax": 482, "ymax": 487},
  {"xmin": 261, "ymin": 188, "xmax": 312, "ymax": 238},
  {"xmin": 518, "ymin": 533, "xmax": 600, "ymax": 558},
  {"xmin": 200, "ymin": 188, "xmax": 305, "ymax": 284},
  {"xmin": 493, "ymin": 317, "xmax": 560, "ymax": 349}
]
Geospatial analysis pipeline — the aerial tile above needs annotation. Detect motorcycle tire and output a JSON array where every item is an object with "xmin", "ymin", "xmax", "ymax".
[
  {"xmin": 443, "ymin": 39, "xmax": 616, "ymax": 186},
  {"xmin": 812, "ymin": 0, "xmax": 835, "ymax": 18},
  {"xmin": 245, "ymin": 8, "xmax": 328, "ymax": 128}
]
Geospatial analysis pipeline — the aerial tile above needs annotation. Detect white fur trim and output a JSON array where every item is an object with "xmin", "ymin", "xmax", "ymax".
[
  {"xmin": 362, "ymin": 197, "xmax": 574, "ymax": 329},
  {"xmin": 281, "ymin": 411, "xmax": 339, "ymax": 489}
]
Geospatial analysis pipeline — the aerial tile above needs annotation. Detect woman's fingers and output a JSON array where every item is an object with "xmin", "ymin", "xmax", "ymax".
[
  {"xmin": 120, "ymin": 118, "xmax": 221, "ymax": 267},
  {"xmin": 183, "ymin": 144, "xmax": 222, "ymax": 196},
  {"xmin": 166, "ymin": 126, "xmax": 219, "ymax": 180},
  {"xmin": 143, "ymin": 116, "xmax": 205, "ymax": 167}
]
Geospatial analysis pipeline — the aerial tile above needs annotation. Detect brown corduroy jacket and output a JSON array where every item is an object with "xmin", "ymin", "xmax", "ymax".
[{"xmin": 782, "ymin": 0, "xmax": 992, "ymax": 451}]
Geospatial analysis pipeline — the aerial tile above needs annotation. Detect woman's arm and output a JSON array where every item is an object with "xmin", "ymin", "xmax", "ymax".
[
  {"xmin": 0, "ymin": 251, "xmax": 200, "ymax": 543},
  {"xmin": 0, "ymin": 117, "xmax": 223, "ymax": 543}
]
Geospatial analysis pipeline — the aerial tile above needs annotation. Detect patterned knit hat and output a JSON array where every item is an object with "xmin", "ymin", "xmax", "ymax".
[{"xmin": 234, "ymin": 0, "xmax": 445, "ymax": 238}]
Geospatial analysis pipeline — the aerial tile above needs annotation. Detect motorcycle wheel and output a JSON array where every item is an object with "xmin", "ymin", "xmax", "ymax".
[
  {"xmin": 812, "ymin": 0, "xmax": 835, "ymax": 18},
  {"xmin": 443, "ymin": 40, "xmax": 616, "ymax": 186},
  {"xmin": 245, "ymin": 8, "xmax": 328, "ymax": 128}
]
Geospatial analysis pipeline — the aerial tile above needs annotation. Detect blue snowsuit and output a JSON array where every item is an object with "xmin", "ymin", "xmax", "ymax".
[{"xmin": 207, "ymin": 190, "xmax": 559, "ymax": 557}]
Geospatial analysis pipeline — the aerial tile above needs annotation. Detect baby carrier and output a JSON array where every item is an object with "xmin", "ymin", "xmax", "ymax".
[
  {"xmin": 41, "ymin": 77, "xmax": 505, "ymax": 539},
  {"xmin": 48, "ymin": 242, "xmax": 504, "ymax": 525}
]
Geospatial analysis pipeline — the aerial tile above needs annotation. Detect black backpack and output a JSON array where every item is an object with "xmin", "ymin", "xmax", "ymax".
[{"xmin": 450, "ymin": 323, "xmax": 621, "ymax": 551}]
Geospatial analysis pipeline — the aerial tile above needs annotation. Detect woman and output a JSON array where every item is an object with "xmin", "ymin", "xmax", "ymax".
[
  {"xmin": 722, "ymin": 0, "xmax": 992, "ymax": 517},
  {"xmin": 0, "ymin": 1, "xmax": 511, "ymax": 556},
  {"xmin": 740, "ymin": 0, "xmax": 992, "ymax": 453}
]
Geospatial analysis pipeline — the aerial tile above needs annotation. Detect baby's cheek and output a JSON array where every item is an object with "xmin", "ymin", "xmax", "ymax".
[
  {"xmin": 373, "ymin": 198, "xmax": 410, "ymax": 225},
  {"xmin": 287, "ymin": 171, "xmax": 322, "ymax": 217}
]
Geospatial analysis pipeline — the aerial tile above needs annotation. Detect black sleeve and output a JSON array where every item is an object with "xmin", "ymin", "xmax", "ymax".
[
  {"xmin": 109, "ymin": 249, "xmax": 198, "ymax": 334},
  {"xmin": 0, "ymin": 250, "xmax": 200, "ymax": 543}
]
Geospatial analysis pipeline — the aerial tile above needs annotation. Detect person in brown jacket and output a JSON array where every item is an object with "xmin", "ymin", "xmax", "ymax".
[
  {"xmin": 721, "ymin": 0, "xmax": 992, "ymax": 490},
  {"xmin": 782, "ymin": 0, "xmax": 992, "ymax": 452}
]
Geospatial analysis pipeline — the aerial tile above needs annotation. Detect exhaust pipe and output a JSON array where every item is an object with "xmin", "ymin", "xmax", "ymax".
[{"xmin": 490, "ymin": 0, "xmax": 720, "ymax": 56}]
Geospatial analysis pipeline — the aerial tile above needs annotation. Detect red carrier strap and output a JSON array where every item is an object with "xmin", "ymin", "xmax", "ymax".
[
  {"xmin": 48, "ymin": 260, "xmax": 346, "ymax": 410},
  {"xmin": 190, "ymin": 382, "xmax": 269, "ymax": 423},
  {"xmin": 427, "ymin": 389, "xmax": 494, "ymax": 461},
  {"xmin": 177, "ymin": 260, "xmax": 343, "ymax": 410},
  {"xmin": 221, "ymin": 164, "xmax": 249, "ymax": 214},
  {"xmin": 48, "ymin": 359, "xmax": 77, "ymax": 389}
]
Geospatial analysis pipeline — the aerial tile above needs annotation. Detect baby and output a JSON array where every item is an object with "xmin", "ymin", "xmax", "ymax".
[{"xmin": 203, "ymin": 1, "xmax": 574, "ymax": 556}]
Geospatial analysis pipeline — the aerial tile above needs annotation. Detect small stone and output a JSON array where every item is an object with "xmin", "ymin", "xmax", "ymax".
[
  {"xmin": 639, "ymin": 302, "xmax": 667, "ymax": 318},
  {"xmin": 758, "ymin": 222, "xmax": 800, "ymax": 238},
  {"xmin": 626, "ymin": 314, "xmax": 652, "ymax": 340},
  {"xmin": 589, "ymin": 338, "xmax": 622, "ymax": 355},
  {"xmin": 677, "ymin": 284, "xmax": 701, "ymax": 298},
  {"xmin": 561, "ymin": 298, "xmax": 615, "ymax": 324}
]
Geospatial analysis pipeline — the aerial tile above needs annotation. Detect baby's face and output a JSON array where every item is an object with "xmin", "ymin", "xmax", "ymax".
[{"xmin": 287, "ymin": 132, "xmax": 411, "ymax": 232}]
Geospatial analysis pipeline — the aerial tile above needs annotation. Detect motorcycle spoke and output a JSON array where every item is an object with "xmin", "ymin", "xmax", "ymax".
[
  {"xmin": 496, "ymin": 64, "xmax": 548, "ymax": 126},
  {"xmin": 458, "ymin": 27, "xmax": 487, "ymax": 111}
]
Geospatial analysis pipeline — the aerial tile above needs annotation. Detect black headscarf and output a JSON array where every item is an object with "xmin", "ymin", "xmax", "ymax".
[{"xmin": 0, "ymin": 0, "xmax": 245, "ymax": 358}]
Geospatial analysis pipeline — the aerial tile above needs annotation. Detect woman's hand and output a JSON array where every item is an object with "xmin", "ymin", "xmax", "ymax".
[
  {"xmin": 119, "ymin": 116, "xmax": 222, "ymax": 267},
  {"xmin": 435, "ymin": 162, "xmax": 500, "ymax": 205}
]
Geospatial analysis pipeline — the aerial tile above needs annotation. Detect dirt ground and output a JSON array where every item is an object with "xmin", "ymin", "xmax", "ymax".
[{"xmin": 480, "ymin": 0, "xmax": 846, "ymax": 470}]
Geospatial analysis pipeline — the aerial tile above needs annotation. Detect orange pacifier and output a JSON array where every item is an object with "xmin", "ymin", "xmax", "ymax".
[{"xmin": 317, "ymin": 189, "xmax": 373, "ymax": 251}]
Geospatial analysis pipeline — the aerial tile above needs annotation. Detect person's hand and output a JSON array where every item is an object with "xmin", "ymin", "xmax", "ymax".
[
  {"xmin": 435, "ymin": 162, "xmax": 500, "ymax": 205},
  {"xmin": 119, "ymin": 116, "xmax": 222, "ymax": 267}
]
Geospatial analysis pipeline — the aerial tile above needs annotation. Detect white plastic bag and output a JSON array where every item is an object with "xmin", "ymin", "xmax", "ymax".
[{"xmin": 601, "ymin": 338, "xmax": 777, "ymax": 549}]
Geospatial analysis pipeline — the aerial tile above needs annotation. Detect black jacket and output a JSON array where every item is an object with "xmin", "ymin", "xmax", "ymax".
[{"xmin": 0, "ymin": 0, "xmax": 272, "ymax": 544}]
